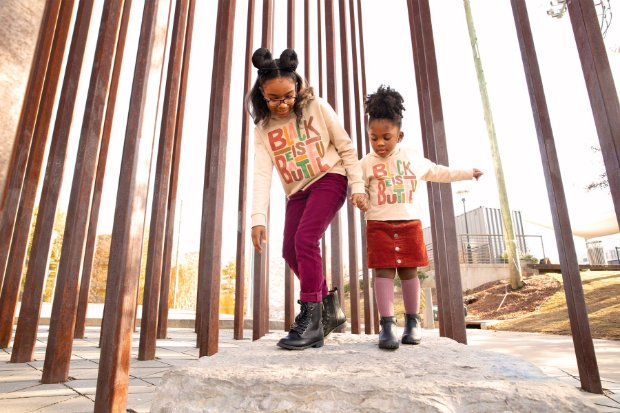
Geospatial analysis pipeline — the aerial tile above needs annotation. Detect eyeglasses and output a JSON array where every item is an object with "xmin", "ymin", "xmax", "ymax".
[{"xmin": 263, "ymin": 96, "xmax": 296, "ymax": 108}]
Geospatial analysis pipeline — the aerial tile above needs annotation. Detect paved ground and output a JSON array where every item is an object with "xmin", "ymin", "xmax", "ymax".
[{"xmin": 0, "ymin": 325, "xmax": 619, "ymax": 412}]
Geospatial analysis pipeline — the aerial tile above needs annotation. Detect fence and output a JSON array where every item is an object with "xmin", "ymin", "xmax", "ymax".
[{"xmin": 424, "ymin": 234, "xmax": 546, "ymax": 269}]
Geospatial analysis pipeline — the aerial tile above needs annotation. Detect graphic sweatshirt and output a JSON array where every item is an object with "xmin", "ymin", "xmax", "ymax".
[
  {"xmin": 251, "ymin": 96, "xmax": 364, "ymax": 228},
  {"xmin": 361, "ymin": 146, "xmax": 474, "ymax": 221}
]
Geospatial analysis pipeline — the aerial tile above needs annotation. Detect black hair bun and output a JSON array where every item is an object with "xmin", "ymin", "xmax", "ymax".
[
  {"xmin": 252, "ymin": 48, "xmax": 277, "ymax": 70},
  {"xmin": 365, "ymin": 85, "xmax": 405, "ymax": 121},
  {"xmin": 276, "ymin": 49, "xmax": 298, "ymax": 71}
]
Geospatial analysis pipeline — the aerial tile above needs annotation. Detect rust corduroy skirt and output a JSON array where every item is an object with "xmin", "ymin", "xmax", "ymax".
[{"xmin": 366, "ymin": 219, "xmax": 429, "ymax": 269}]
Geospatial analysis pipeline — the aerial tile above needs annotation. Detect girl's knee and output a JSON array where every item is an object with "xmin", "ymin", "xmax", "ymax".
[
  {"xmin": 375, "ymin": 268, "xmax": 397, "ymax": 279},
  {"xmin": 294, "ymin": 232, "xmax": 318, "ymax": 252},
  {"xmin": 397, "ymin": 267, "xmax": 418, "ymax": 280}
]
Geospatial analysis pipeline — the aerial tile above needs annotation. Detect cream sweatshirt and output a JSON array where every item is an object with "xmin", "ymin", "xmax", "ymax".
[
  {"xmin": 361, "ymin": 146, "xmax": 474, "ymax": 221},
  {"xmin": 251, "ymin": 96, "xmax": 364, "ymax": 228}
]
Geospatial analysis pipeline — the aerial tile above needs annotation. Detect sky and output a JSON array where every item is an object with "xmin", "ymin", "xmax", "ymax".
[{"xmin": 51, "ymin": 0, "xmax": 620, "ymax": 267}]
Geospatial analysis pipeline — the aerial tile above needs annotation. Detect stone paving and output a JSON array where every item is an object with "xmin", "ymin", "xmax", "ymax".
[{"xmin": 0, "ymin": 325, "xmax": 618, "ymax": 412}]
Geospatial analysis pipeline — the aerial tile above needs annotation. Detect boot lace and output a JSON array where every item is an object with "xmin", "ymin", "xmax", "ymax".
[{"xmin": 290, "ymin": 301, "xmax": 311, "ymax": 335}]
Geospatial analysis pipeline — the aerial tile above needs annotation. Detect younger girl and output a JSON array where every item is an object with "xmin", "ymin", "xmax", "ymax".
[
  {"xmin": 248, "ymin": 48, "xmax": 367, "ymax": 350},
  {"xmin": 358, "ymin": 85, "xmax": 482, "ymax": 349}
]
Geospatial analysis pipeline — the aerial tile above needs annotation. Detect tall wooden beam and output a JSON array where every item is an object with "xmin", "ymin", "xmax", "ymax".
[
  {"xmin": 75, "ymin": 0, "xmax": 133, "ymax": 340},
  {"xmin": 233, "ymin": 0, "xmax": 255, "ymax": 341},
  {"xmin": 197, "ymin": 0, "xmax": 237, "ymax": 357},
  {"xmin": 324, "ymin": 0, "xmax": 346, "ymax": 332},
  {"xmin": 304, "ymin": 0, "xmax": 311, "ymax": 80},
  {"xmin": 338, "ymin": 0, "xmax": 360, "ymax": 334},
  {"xmin": 139, "ymin": 0, "xmax": 191, "ymax": 361},
  {"xmin": 317, "ymin": 0, "xmax": 329, "ymax": 295},
  {"xmin": 0, "ymin": 1, "xmax": 62, "ymax": 293},
  {"xmin": 355, "ymin": 0, "xmax": 377, "ymax": 333},
  {"xmin": 10, "ymin": 0, "xmax": 95, "ymax": 361},
  {"xmin": 510, "ymin": 0, "xmax": 602, "ymax": 394},
  {"xmin": 283, "ymin": 0, "xmax": 296, "ymax": 333},
  {"xmin": 0, "ymin": 0, "xmax": 75, "ymax": 349},
  {"xmin": 407, "ymin": 0, "xmax": 466, "ymax": 344},
  {"xmin": 252, "ymin": 0, "xmax": 273, "ymax": 342},
  {"xmin": 317, "ymin": 0, "xmax": 324, "ymax": 96},
  {"xmin": 94, "ymin": 0, "xmax": 165, "ymax": 410},
  {"xmin": 41, "ymin": 0, "xmax": 129, "ymax": 383},
  {"xmin": 349, "ymin": 0, "xmax": 373, "ymax": 334},
  {"xmin": 566, "ymin": 0, "xmax": 620, "ymax": 228},
  {"xmin": 158, "ymin": 0, "xmax": 196, "ymax": 340}
]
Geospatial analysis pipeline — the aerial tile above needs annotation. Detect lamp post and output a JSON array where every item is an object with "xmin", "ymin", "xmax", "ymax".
[{"xmin": 456, "ymin": 190, "xmax": 472, "ymax": 263}]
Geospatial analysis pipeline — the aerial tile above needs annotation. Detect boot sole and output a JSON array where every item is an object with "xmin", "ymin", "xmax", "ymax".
[
  {"xmin": 277, "ymin": 340, "xmax": 324, "ymax": 350},
  {"xmin": 401, "ymin": 337, "xmax": 421, "ymax": 345},
  {"xmin": 378, "ymin": 341, "xmax": 399, "ymax": 350}
]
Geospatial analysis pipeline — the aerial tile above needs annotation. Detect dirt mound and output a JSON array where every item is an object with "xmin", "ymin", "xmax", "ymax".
[{"xmin": 465, "ymin": 274, "xmax": 562, "ymax": 320}]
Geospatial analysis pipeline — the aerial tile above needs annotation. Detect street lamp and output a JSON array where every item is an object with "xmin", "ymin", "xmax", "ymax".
[{"xmin": 456, "ymin": 190, "xmax": 472, "ymax": 263}]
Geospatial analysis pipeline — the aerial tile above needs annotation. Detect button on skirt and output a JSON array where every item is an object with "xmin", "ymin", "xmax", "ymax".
[{"xmin": 366, "ymin": 220, "xmax": 429, "ymax": 269}]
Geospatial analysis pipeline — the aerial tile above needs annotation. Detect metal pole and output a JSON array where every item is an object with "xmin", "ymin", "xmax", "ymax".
[
  {"xmin": 462, "ymin": 197, "xmax": 472, "ymax": 263},
  {"xmin": 463, "ymin": 0, "xmax": 523, "ymax": 289}
]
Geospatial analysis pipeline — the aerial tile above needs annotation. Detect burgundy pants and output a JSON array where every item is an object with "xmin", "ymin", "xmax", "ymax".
[{"xmin": 282, "ymin": 173, "xmax": 348, "ymax": 302}]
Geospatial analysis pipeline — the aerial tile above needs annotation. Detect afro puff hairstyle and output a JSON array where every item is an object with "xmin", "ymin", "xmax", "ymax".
[{"xmin": 364, "ymin": 85, "xmax": 405, "ymax": 128}]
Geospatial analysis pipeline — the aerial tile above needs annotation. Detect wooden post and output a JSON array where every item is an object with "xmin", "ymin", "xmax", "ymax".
[
  {"xmin": 139, "ymin": 0, "xmax": 190, "ymax": 361},
  {"xmin": 158, "ymin": 0, "xmax": 196, "ymax": 340},
  {"xmin": 233, "ymin": 0, "xmax": 254, "ymax": 340},
  {"xmin": 10, "ymin": 0, "xmax": 94, "ymax": 362},
  {"xmin": 349, "ymin": 0, "xmax": 373, "ymax": 334},
  {"xmin": 41, "ymin": 0, "xmax": 129, "ymax": 384},
  {"xmin": 338, "ymin": 0, "xmax": 360, "ymax": 334},
  {"xmin": 74, "ymin": 0, "xmax": 132, "ymax": 341},
  {"xmin": 282, "ymin": 0, "xmax": 296, "ymax": 336},
  {"xmin": 407, "ymin": 0, "xmax": 466, "ymax": 344},
  {"xmin": 566, "ymin": 0, "xmax": 620, "ymax": 230},
  {"xmin": 94, "ymin": 0, "xmax": 165, "ymax": 410},
  {"xmin": 423, "ymin": 287, "xmax": 434, "ymax": 329},
  {"xmin": 0, "ymin": 0, "xmax": 75, "ymax": 349},
  {"xmin": 250, "ymin": 0, "xmax": 274, "ymax": 341},
  {"xmin": 323, "ymin": 0, "xmax": 346, "ymax": 333},
  {"xmin": 196, "ymin": 0, "xmax": 237, "ymax": 357},
  {"xmin": 510, "ymin": 0, "xmax": 602, "ymax": 394}
]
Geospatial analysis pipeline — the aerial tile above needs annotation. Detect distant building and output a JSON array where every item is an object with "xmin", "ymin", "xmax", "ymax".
[{"xmin": 423, "ymin": 206, "xmax": 546, "ymax": 265}]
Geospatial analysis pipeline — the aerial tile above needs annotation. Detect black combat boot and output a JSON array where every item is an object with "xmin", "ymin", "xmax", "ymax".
[
  {"xmin": 401, "ymin": 313, "xmax": 422, "ymax": 345},
  {"xmin": 378, "ymin": 316, "xmax": 399, "ymax": 350},
  {"xmin": 322, "ymin": 288, "xmax": 346, "ymax": 337},
  {"xmin": 277, "ymin": 300, "xmax": 324, "ymax": 350}
]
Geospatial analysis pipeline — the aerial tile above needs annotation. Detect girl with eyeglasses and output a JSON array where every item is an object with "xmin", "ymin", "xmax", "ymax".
[{"xmin": 246, "ymin": 48, "xmax": 367, "ymax": 350}]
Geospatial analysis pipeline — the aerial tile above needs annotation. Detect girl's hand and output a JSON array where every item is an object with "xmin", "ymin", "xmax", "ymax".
[
  {"xmin": 351, "ymin": 193, "xmax": 369, "ymax": 212},
  {"xmin": 473, "ymin": 168, "xmax": 483, "ymax": 180},
  {"xmin": 251, "ymin": 225, "xmax": 267, "ymax": 253}
]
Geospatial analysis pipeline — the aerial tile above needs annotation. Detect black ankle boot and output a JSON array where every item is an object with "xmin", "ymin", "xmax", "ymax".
[
  {"xmin": 402, "ymin": 313, "xmax": 422, "ymax": 345},
  {"xmin": 378, "ymin": 316, "xmax": 399, "ymax": 350},
  {"xmin": 277, "ymin": 301, "xmax": 324, "ymax": 350},
  {"xmin": 322, "ymin": 288, "xmax": 346, "ymax": 337}
]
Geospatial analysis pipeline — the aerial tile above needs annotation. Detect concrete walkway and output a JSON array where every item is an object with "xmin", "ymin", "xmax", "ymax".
[{"xmin": 0, "ymin": 325, "xmax": 618, "ymax": 412}]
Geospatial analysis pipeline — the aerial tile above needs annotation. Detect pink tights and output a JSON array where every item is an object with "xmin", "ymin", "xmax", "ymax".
[{"xmin": 374, "ymin": 267, "xmax": 420, "ymax": 317}]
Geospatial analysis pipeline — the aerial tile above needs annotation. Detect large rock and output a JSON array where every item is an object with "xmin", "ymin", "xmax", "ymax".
[
  {"xmin": 0, "ymin": 0, "xmax": 45, "ymax": 202},
  {"xmin": 151, "ymin": 333, "xmax": 597, "ymax": 412}
]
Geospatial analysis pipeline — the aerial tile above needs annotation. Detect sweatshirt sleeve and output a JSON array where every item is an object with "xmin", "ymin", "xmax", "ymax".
[
  {"xmin": 250, "ymin": 128, "xmax": 273, "ymax": 227},
  {"xmin": 412, "ymin": 149, "xmax": 474, "ymax": 183},
  {"xmin": 319, "ymin": 99, "xmax": 365, "ymax": 195}
]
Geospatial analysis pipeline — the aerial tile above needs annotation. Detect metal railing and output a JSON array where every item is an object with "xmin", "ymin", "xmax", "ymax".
[{"xmin": 424, "ymin": 234, "xmax": 546, "ymax": 268}]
